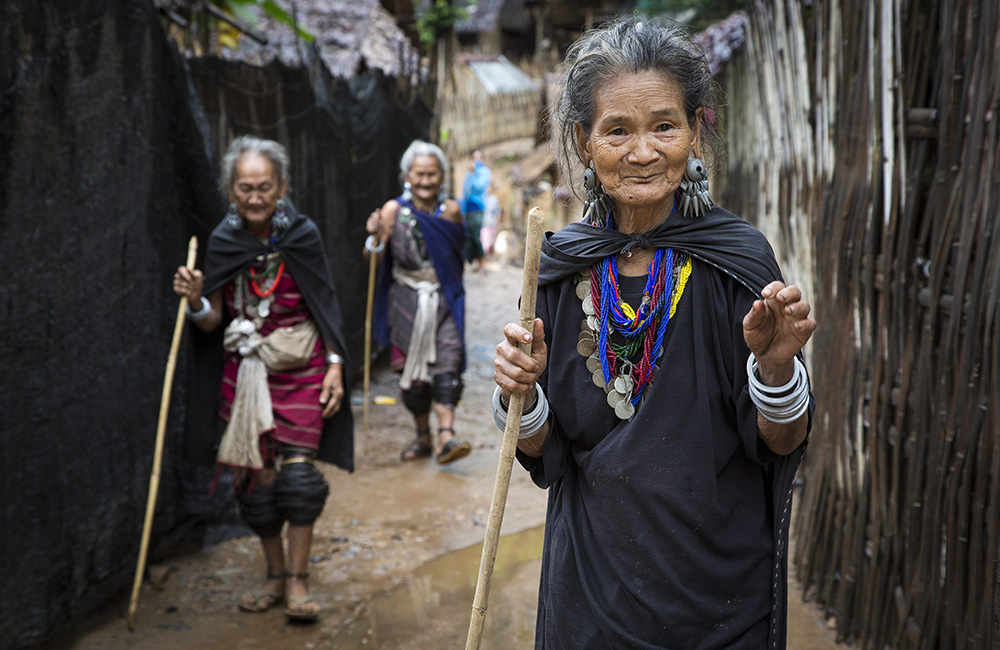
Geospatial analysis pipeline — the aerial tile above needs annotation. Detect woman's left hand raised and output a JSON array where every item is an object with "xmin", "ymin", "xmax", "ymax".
[
  {"xmin": 320, "ymin": 364, "xmax": 344, "ymax": 418},
  {"xmin": 743, "ymin": 281, "xmax": 817, "ymax": 373}
]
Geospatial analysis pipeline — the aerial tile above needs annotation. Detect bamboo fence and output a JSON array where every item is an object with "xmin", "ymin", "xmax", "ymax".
[
  {"xmin": 439, "ymin": 62, "xmax": 542, "ymax": 155},
  {"xmin": 718, "ymin": 1, "xmax": 1000, "ymax": 648}
]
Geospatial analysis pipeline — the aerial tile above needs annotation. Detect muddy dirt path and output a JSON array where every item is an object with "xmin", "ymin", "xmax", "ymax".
[{"xmin": 65, "ymin": 262, "xmax": 842, "ymax": 650}]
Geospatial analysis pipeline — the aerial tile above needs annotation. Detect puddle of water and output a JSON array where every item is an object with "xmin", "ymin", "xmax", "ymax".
[{"xmin": 333, "ymin": 525, "xmax": 544, "ymax": 649}]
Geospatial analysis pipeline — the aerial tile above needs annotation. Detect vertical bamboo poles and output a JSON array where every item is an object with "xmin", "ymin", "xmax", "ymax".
[
  {"xmin": 723, "ymin": 0, "xmax": 1000, "ymax": 646},
  {"xmin": 127, "ymin": 236, "xmax": 198, "ymax": 629},
  {"xmin": 465, "ymin": 207, "xmax": 545, "ymax": 650}
]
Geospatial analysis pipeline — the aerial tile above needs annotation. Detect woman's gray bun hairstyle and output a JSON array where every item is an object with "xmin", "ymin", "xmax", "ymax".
[
  {"xmin": 399, "ymin": 140, "xmax": 450, "ymax": 191},
  {"xmin": 552, "ymin": 17, "xmax": 721, "ymax": 193},
  {"xmin": 221, "ymin": 135, "xmax": 290, "ymax": 191}
]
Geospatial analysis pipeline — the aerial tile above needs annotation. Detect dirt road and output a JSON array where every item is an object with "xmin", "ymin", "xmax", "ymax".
[{"xmin": 65, "ymin": 262, "xmax": 841, "ymax": 650}]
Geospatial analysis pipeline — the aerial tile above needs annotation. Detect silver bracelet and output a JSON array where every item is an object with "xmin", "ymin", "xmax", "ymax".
[
  {"xmin": 493, "ymin": 385, "xmax": 550, "ymax": 439},
  {"xmin": 365, "ymin": 235, "xmax": 385, "ymax": 253},
  {"xmin": 747, "ymin": 353, "xmax": 810, "ymax": 424},
  {"xmin": 185, "ymin": 296, "xmax": 211, "ymax": 321},
  {"xmin": 325, "ymin": 352, "xmax": 344, "ymax": 365}
]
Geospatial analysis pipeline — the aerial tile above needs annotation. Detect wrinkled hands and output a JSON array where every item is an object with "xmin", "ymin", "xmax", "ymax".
[
  {"xmin": 743, "ymin": 281, "xmax": 817, "ymax": 383},
  {"xmin": 173, "ymin": 266, "xmax": 204, "ymax": 303},
  {"xmin": 320, "ymin": 364, "xmax": 344, "ymax": 418},
  {"xmin": 494, "ymin": 318, "xmax": 547, "ymax": 404}
]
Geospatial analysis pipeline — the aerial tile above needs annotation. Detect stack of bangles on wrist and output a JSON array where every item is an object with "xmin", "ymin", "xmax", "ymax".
[
  {"xmin": 492, "ymin": 384, "xmax": 550, "ymax": 439},
  {"xmin": 746, "ymin": 353, "xmax": 810, "ymax": 423},
  {"xmin": 186, "ymin": 296, "xmax": 211, "ymax": 321},
  {"xmin": 365, "ymin": 235, "xmax": 385, "ymax": 253}
]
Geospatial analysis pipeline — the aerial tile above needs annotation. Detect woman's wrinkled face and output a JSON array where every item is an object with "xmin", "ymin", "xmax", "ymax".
[
  {"xmin": 230, "ymin": 152, "xmax": 286, "ymax": 230},
  {"xmin": 405, "ymin": 154, "xmax": 444, "ymax": 206},
  {"xmin": 578, "ymin": 70, "xmax": 701, "ymax": 215}
]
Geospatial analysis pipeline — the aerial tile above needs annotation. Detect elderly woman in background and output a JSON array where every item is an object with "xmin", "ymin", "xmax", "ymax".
[
  {"xmin": 365, "ymin": 140, "xmax": 472, "ymax": 465},
  {"xmin": 173, "ymin": 136, "xmax": 353, "ymax": 622},
  {"xmin": 493, "ymin": 19, "xmax": 817, "ymax": 649}
]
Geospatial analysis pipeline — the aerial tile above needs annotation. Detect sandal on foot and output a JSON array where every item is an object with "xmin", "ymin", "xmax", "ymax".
[
  {"xmin": 436, "ymin": 435, "xmax": 471, "ymax": 465},
  {"xmin": 400, "ymin": 437, "xmax": 432, "ymax": 461},
  {"xmin": 238, "ymin": 570, "xmax": 286, "ymax": 613},
  {"xmin": 284, "ymin": 594, "xmax": 321, "ymax": 621}
]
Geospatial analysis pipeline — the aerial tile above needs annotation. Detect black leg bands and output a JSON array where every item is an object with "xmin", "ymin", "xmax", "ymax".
[
  {"xmin": 275, "ymin": 461, "xmax": 330, "ymax": 527},
  {"xmin": 401, "ymin": 383, "xmax": 433, "ymax": 416},
  {"xmin": 432, "ymin": 372, "xmax": 463, "ymax": 408},
  {"xmin": 236, "ymin": 484, "xmax": 284, "ymax": 540}
]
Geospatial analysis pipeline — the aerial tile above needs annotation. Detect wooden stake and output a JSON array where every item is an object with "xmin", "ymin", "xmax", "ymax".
[
  {"xmin": 127, "ymin": 236, "xmax": 198, "ymax": 630},
  {"xmin": 363, "ymin": 234, "xmax": 380, "ymax": 458},
  {"xmin": 466, "ymin": 207, "xmax": 546, "ymax": 650}
]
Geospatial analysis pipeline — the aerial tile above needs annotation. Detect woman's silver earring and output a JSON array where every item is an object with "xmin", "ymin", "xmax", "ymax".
[
  {"xmin": 678, "ymin": 155, "xmax": 713, "ymax": 218},
  {"xmin": 582, "ymin": 162, "xmax": 611, "ymax": 226},
  {"xmin": 272, "ymin": 198, "xmax": 290, "ymax": 234},
  {"xmin": 225, "ymin": 202, "xmax": 241, "ymax": 230},
  {"xmin": 402, "ymin": 181, "xmax": 413, "ymax": 203},
  {"xmin": 438, "ymin": 188, "xmax": 449, "ymax": 203}
]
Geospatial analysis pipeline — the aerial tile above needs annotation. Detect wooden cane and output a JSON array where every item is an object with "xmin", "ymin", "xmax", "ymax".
[
  {"xmin": 363, "ymin": 232, "xmax": 380, "ymax": 458},
  {"xmin": 127, "ymin": 236, "xmax": 198, "ymax": 630},
  {"xmin": 466, "ymin": 207, "xmax": 546, "ymax": 650}
]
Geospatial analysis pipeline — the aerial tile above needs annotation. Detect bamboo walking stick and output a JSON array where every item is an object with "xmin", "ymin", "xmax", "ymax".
[
  {"xmin": 363, "ymin": 233, "xmax": 380, "ymax": 458},
  {"xmin": 127, "ymin": 236, "xmax": 198, "ymax": 630},
  {"xmin": 466, "ymin": 207, "xmax": 546, "ymax": 650}
]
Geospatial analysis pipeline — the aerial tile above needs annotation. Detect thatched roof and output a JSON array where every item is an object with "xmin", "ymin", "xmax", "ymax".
[
  {"xmin": 455, "ymin": 0, "xmax": 528, "ymax": 35},
  {"xmin": 692, "ymin": 11, "xmax": 747, "ymax": 76},
  {"xmin": 156, "ymin": 0, "xmax": 423, "ymax": 80}
]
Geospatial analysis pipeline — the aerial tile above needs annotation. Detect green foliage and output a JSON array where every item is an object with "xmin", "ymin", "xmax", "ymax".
[
  {"xmin": 220, "ymin": 0, "xmax": 314, "ymax": 43},
  {"xmin": 635, "ymin": 0, "xmax": 749, "ymax": 29},
  {"xmin": 415, "ymin": 0, "xmax": 475, "ymax": 52}
]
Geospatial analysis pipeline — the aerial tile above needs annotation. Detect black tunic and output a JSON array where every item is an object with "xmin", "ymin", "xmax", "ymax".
[{"xmin": 520, "ymin": 208, "xmax": 811, "ymax": 649}]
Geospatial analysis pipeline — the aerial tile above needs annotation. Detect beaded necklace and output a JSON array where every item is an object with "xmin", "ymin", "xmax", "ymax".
[
  {"xmin": 238, "ymin": 251, "xmax": 283, "ymax": 321},
  {"xmin": 397, "ymin": 197, "xmax": 444, "ymax": 264},
  {"xmin": 576, "ymin": 214, "xmax": 693, "ymax": 420}
]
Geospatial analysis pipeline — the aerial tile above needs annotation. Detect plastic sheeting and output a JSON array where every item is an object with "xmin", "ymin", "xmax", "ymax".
[{"xmin": 0, "ymin": 1, "xmax": 431, "ymax": 648}]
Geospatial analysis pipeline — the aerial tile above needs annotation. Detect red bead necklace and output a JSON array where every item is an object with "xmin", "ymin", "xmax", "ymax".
[{"xmin": 249, "ymin": 259, "xmax": 285, "ymax": 298}]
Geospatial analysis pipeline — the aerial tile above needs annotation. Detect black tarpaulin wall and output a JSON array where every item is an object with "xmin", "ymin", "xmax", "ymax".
[{"xmin": 0, "ymin": 1, "xmax": 431, "ymax": 648}]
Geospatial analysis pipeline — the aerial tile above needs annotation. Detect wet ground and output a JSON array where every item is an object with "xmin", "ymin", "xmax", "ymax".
[{"xmin": 63, "ymin": 195, "xmax": 845, "ymax": 650}]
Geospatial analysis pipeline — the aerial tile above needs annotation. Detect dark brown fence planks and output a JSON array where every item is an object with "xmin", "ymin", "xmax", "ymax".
[{"xmin": 717, "ymin": 1, "xmax": 1000, "ymax": 648}]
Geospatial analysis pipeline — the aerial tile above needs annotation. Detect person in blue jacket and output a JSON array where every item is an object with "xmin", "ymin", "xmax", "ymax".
[{"xmin": 461, "ymin": 148, "xmax": 491, "ymax": 269}]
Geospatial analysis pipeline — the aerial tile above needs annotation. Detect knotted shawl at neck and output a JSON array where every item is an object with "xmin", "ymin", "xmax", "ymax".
[
  {"xmin": 539, "ymin": 205, "xmax": 783, "ymax": 296},
  {"xmin": 198, "ymin": 201, "xmax": 354, "ymax": 472},
  {"xmin": 373, "ymin": 197, "xmax": 467, "ymax": 371}
]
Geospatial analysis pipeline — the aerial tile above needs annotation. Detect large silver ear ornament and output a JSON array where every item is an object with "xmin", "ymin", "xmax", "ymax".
[
  {"xmin": 581, "ymin": 163, "xmax": 612, "ymax": 226},
  {"xmin": 678, "ymin": 155, "xmax": 714, "ymax": 218},
  {"xmin": 225, "ymin": 202, "xmax": 242, "ymax": 230}
]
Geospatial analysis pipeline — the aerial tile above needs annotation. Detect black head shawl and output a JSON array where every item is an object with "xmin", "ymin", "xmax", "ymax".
[
  {"xmin": 539, "ymin": 205, "xmax": 783, "ymax": 297},
  {"xmin": 195, "ymin": 201, "xmax": 354, "ymax": 472}
]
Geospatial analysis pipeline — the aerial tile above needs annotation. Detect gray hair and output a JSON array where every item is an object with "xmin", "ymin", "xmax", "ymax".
[
  {"xmin": 399, "ymin": 140, "xmax": 450, "ymax": 192},
  {"xmin": 221, "ymin": 135, "xmax": 291, "ymax": 191},
  {"xmin": 552, "ymin": 17, "xmax": 722, "ymax": 196}
]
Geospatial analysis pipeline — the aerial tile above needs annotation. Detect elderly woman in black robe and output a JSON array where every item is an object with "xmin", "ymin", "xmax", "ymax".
[{"xmin": 493, "ymin": 18, "xmax": 817, "ymax": 649}]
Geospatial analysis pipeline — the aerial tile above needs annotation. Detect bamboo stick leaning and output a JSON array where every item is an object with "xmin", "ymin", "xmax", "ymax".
[
  {"xmin": 128, "ymin": 236, "xmax": 198, "ymax": 629},
  {"xmin": 363, "ymin": 232, "xmax": 380, "ymax": 458},
  {"xmin": 466, "ymin": 207, "xmax": 546, "ymax": 650}
]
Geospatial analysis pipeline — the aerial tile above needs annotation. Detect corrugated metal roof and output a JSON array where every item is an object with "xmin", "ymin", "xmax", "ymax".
[{"xmin": 464, "ymin": 55, "xmax": 539, "ymax": 95}]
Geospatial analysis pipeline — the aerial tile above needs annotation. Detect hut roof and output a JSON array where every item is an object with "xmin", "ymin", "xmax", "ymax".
[
  {"xmin": 157, "ymin": 0, "xmax": 423, "ymax": 80},
  {"xmin": 692, "ymin": 11, "xmax": 748, "ymax": 76},
  {"xmin": 459, "ymin": 54, "xmax": 538, "ymax": 95},
  {"xmin": 455, "ymin": 0, "xmax": 528, "ymax": 34}
]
